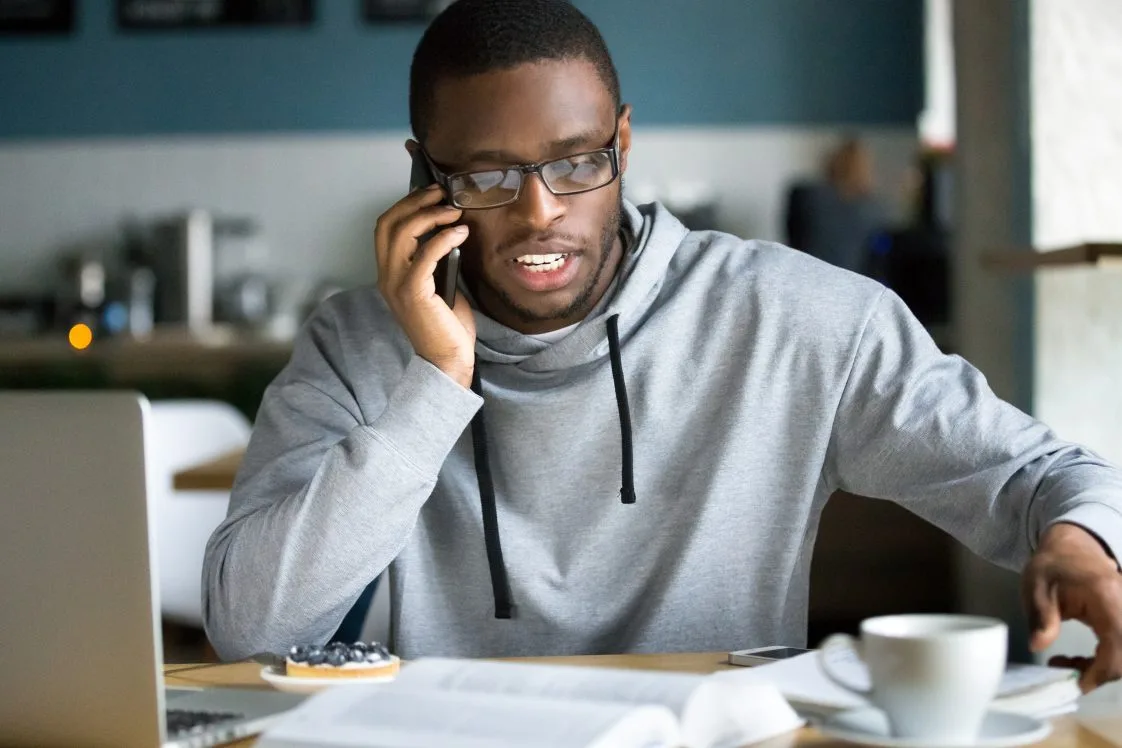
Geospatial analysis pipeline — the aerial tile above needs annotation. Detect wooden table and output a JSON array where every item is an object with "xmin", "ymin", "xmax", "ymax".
[
  {"xmin": 164, "ymin": 652, "xmax": 1109, "ymax": 747},
  {"xmin": 174, "ymin": 448, "xmax": 245, "ymax": 490}
]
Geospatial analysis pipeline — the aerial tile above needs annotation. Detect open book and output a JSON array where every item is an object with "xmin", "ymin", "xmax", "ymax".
[{"xmin": 257, "ymin": 657, "xmax": 804, "ymax": 748}]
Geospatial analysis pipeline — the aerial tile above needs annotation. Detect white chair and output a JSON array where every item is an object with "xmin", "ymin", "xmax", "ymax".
[{"xmin": 147, "ymin": 400, "xmax": 251, "ymax": 627}]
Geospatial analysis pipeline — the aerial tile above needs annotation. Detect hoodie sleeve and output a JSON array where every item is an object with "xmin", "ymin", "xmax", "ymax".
[
  {"xmin": 202, "ymin": 304, "xmax": 482, "ymax": 660},
  {"xmin": 828, "ymin": 289, "xmax": 1122, "ymax": 571}
]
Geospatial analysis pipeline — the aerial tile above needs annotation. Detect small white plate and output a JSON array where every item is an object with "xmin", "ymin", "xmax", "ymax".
[
  {"xmin": 259, "ymin": 664, "xmax": 397, "ymax": 695},
  {"xmin": 818, "ymin": 708, "xmax": 1051, "ymax": 748}
]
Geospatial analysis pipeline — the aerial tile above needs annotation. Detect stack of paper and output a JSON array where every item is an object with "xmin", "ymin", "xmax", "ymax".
[
  {"xmin": 716, "ymin": 650, "xmax": 1080, "ymax": 720},
  {"xmin": 1076, "ymin": 680, "xmax": 1122, "ymax": 746}
]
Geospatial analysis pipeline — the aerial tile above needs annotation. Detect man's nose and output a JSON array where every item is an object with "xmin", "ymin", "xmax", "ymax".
[{"xmin": 509, "ymin": 173, "xmax": 566, "ymax": 233}]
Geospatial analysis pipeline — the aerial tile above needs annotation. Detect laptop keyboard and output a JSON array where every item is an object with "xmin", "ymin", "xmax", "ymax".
[{"xmin": 166, "ymin": 708, "xmax": 244, "ymax": 738}]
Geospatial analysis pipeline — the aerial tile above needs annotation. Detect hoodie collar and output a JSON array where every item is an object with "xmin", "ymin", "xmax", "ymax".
[{"xmin": 470, "ymin": 200, "xmax": 687, "ymax": 372}]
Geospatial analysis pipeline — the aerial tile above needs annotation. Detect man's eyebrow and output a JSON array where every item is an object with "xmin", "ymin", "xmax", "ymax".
[
  {"xmin": 545, "ymin": 128, "xmax": 612, "ymax": 155},
  {"xmin": 458, "ymin": 127, "xmax": 611, "ymax": 166}
]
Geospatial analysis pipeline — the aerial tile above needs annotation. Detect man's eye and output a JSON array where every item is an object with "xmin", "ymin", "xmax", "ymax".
[
  {"xmin": 463, "ymin": 170, "xmax": 507, "ymax": 192},
  {"xmin": 567, "ymin": 154, "xmax": 598, "ymax": 166}
]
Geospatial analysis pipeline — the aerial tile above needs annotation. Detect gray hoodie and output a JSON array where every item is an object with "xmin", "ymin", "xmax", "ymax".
[{"xmin": 203, "ymin": 201, "xmax": 1122, "ymax": 661}]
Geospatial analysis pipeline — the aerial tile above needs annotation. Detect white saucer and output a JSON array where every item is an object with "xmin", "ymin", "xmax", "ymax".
[
  {"xmin": 259, "ymin": 664, "xmax": 397, "ymax": 695},
  {"xmin": 818, "ymin": 708, "xmax": 1051, "ymax": 748}
]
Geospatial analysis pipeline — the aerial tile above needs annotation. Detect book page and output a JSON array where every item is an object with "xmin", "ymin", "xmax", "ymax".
[
  {"xmin": 395, "ymin": 658, "xmax": 802, "ymax": 748},
  {"xmin": 714, "ymin": 649, "xmax": 871, "ymax": 714},
  {"xmin": 679, "ymin": 678, "xmax": 803, "ymax": 748},
  {"xmin": 395, "ymin": 657, "xmax": 704, "ymax": 716},
  {"xmin": 257, "ymin": 683, "xmax": 681, "ymax": 748}
]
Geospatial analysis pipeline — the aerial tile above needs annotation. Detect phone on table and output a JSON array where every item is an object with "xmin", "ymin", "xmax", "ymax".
[
  {"xmin": 409, "ymin": 150, "xmax": 461, "ymax": 307},
  {"xmin": 727, "ymin": 646, "xmax": 813, "ymax": 667}
]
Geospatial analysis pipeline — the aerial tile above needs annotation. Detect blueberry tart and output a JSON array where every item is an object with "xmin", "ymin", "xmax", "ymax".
[{"xmin": 285, "ymin": 641, "xmax": 400, "ymax": 679}]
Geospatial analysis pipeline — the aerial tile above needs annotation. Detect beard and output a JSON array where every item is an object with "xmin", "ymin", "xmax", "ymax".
[{"xmin": 479, "ymin": 192, "xmax": 623, "ymax": 326}]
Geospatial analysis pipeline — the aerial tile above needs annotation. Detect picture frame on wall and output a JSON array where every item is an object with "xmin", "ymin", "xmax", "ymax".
[
  {"xmin": 0, "ymin": 0, "xmax": 74, "ymax": 35},
  {"xmin": 117, "ymin": 0, "xmax": 314, "ymax": 30},
  {"xmin": 362, "ymin": 0, "xmax": 456, "ymax": 23}
]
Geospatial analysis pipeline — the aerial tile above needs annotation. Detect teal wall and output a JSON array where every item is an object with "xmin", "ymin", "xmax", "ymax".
[{"xmin": 0, "ymin": 0, "xmax": 923, "ymax": 139}]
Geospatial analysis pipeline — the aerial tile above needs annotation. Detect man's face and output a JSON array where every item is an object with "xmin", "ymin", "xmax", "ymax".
[{"xmin": 418, "ymin": 59, "xmax": 632, "ymax": 334}]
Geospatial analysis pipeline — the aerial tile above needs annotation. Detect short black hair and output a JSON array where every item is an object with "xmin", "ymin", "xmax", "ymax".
[{"xmin": 409, "ymin": 0, "xmax": 621, "ymax": 142}]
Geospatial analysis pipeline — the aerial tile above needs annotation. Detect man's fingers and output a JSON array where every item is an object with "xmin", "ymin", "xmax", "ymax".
[
  {"xmin": 1025, "ymin": 572, "xmax": 1063, "ymax": 652},
  {"xmin": 400, "ymin": 225, "xmax": 469, "ymax": 301},
  {"xmin": 1080, "ymin": 638, "xmax": 1122, "ymax": 692},
  {"xmin": 1078, "ymin": 579, "xmax": 1122, "ymax": 691},
  {"xmin": 380, "ymin": 204, "xmax": 463, "ymax": 291},
  {"xmin": 374, "ymin": 185, "xmax": 447, "ymax": 278},
  {"xmin": 1048, "ymin": 654, "xmax": 1092, "ymax": 671},
  {"xmin": 1026, "ymin": 523, "xmax": 1122, "ymax": 692}
]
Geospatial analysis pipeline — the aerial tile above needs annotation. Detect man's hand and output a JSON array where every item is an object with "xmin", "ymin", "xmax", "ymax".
[
  {"xmin": 1023, "ymin": 522, "xmax": 1122, "ymax": 692},
  {"xmin": 375, "ymin": 184, "xmax": 476, "ymax": 388}
]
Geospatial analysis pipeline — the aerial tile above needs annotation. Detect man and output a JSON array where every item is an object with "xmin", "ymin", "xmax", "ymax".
[
  {"xmin": 784, "ymin": 138, "xmax": 888, "ymax": 275},
  {"xmin": 204, "ymin": 0, "xmax": 1122, "ymax": 691}
]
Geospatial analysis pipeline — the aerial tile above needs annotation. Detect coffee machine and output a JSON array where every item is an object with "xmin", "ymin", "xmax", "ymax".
[
  {"xmin": 142, "ymin": 210, "xmax": 268, "ymax": 332},
  {"xmin": 149, "ymin": 209, "xmax": 215, "ymax": 332}
]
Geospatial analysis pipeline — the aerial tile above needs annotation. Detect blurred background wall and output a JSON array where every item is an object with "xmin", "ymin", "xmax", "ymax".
[
  {"xmin": 15, "ymin": 0, "xmax": 1122, "ymax": 663},
  {"xmin": 953, "ymin": 0, "xmax": 1122, "ymax": 664},
  {"xmin": 1031, "ymin": 0, "xmax": 1122, "ymax": 468},
  {"xmin": 0, "ymin": 0, "xmax": 923, "ymax": 297}
]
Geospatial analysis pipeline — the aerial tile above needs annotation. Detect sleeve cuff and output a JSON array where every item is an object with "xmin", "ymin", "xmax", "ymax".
[
  {"xmin": 363, "ymin": 354, "xmax": 483, "ymax": 477},
  {"xmin": 1048, "ymin": 503, "xmax": 1122, "ymax": 571}
]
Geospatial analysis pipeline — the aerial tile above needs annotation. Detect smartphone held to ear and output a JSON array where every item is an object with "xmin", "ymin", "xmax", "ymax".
[{"xmin": 410, "ymin": 150, "xmax": 461, "ymax": 307}]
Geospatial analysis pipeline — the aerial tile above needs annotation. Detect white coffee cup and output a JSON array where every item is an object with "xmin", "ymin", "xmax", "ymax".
[{"xmin": 819, "ymin": 614, "xmax": 1008, "ymax": 743}]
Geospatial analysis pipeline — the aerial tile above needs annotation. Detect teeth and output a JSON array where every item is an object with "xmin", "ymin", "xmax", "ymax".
[
  {"xmin": 516, "ymin": 253, "xmax": 565, "ymax": 264},
  {"xmin": 515, "ymin": 253, "xmax": 567, "ymax": 272}
]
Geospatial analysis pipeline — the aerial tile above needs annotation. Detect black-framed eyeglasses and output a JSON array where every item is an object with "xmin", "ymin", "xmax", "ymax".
[{"xmin": 421, "ymin": 124, "xmax": 621, "ymax": 210}]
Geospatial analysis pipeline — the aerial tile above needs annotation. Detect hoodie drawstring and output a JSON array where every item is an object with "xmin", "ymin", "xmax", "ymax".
[
  {"xmin": 472, "ymin": 313, "xmax": 638, "ymax": 619},
  {"xmin": 606, "ymin": 314, "xmax": 637, "ymax": 504},
  {"xmin": 471, "ymin": 368, "xmax": 513, "ymax": 619}
]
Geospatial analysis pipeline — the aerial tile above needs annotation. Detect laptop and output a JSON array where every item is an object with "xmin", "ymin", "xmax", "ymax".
[{"xmin": 0, "ymin": 391, "xmax": 303, "ymax": 747}]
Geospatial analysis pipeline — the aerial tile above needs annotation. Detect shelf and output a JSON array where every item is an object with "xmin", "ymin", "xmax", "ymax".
[
  {"xmin": 982, "ymin": 242, "xmax": 1122, "ymax": 272},
  {"xmin": 0, "ymin": 325, "xmax": 293, "ymax": 367}
]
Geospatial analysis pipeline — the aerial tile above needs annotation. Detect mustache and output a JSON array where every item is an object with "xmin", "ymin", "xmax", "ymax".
[{"xmin": 495, "ymin": 230, "xmax": 586, "ymax": 255}]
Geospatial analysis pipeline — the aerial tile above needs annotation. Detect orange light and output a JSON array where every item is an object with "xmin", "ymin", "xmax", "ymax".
[{"xmin": 68, "ymin": 323, "xmax": 93, "ymax": 351}]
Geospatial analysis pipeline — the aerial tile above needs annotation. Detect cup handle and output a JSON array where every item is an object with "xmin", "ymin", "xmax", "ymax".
[{"xmin": 818, "ymin": 633, "xmax": 872, "ymax": 697}]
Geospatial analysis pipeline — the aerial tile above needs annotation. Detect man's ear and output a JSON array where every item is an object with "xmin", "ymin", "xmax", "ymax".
[
  {"xmin": 617, "ymin": 104, "xmax": 633, "ymax": 174},
  {"xmin": 405, "ymin": 139, "xmax": 420, "ymax": 157}
]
